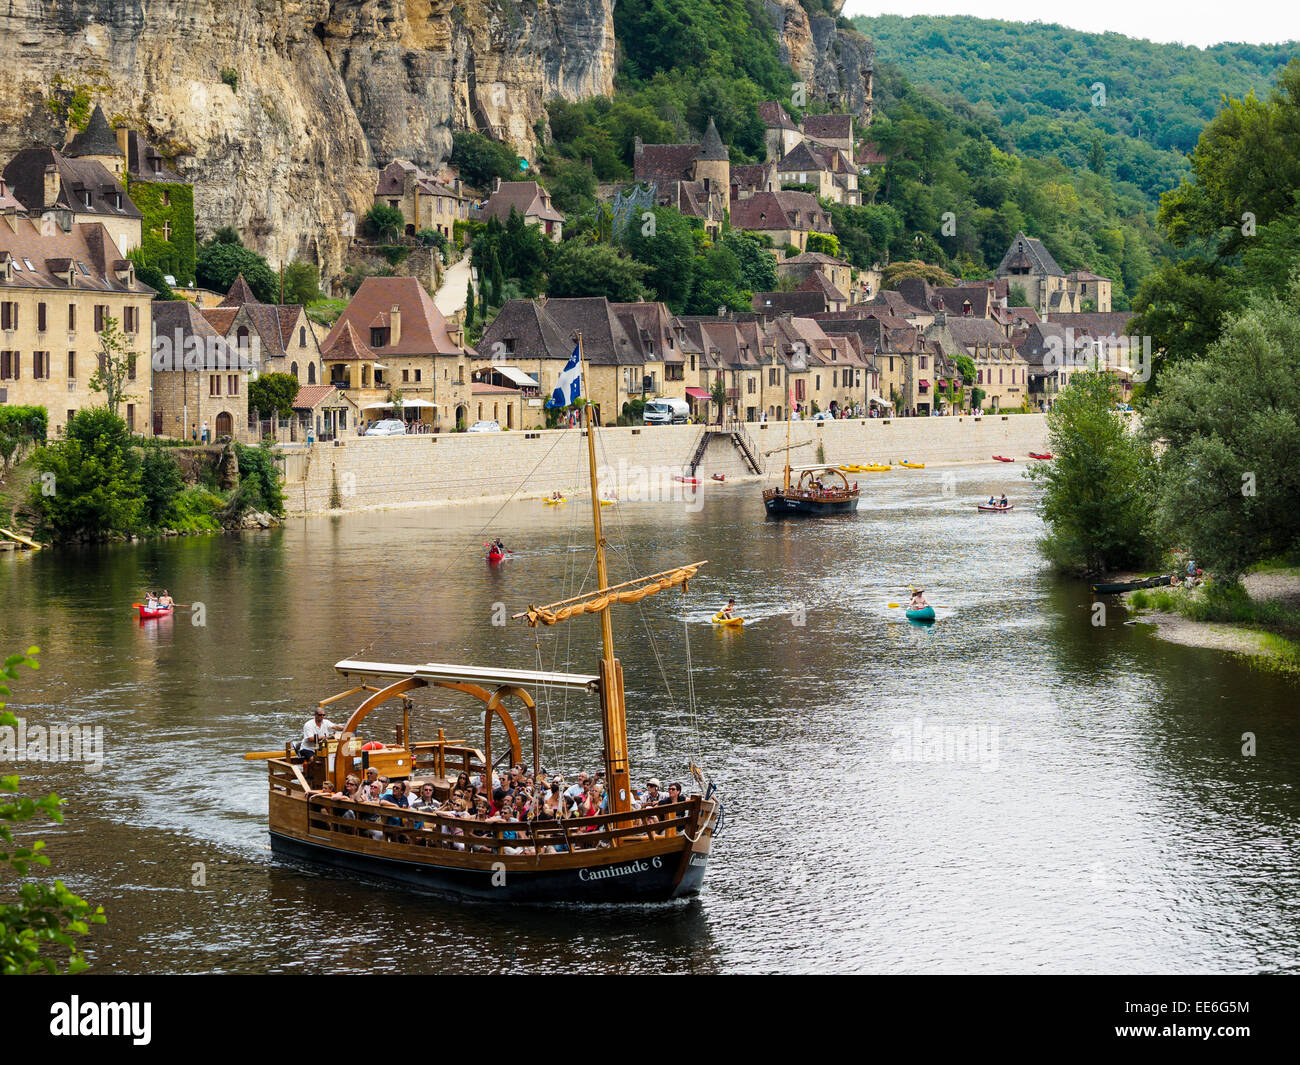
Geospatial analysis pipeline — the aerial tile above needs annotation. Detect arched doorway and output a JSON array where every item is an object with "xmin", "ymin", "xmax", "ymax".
[
  {"xmin": 215, "ymin": 411, "xmax": 233, "ymax": 437},
  {"xmin": 455, "ymin": 405, "xmax": 468, "ymax": 431},
  {"xmin": 307, "ymin": 363, "xmax": 316, "ymax": 384}
]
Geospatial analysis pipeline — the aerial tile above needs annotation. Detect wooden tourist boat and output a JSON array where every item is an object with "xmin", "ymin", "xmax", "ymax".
[
  {"xmin": 258, "ymin": 334, "xmax": 721, "ymax": 904},
  {"xmin": 762, "ymin": 414, "xmax": 860, "ymax": 516}
]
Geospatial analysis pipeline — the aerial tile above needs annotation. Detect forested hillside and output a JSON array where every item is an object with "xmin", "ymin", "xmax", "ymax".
[{"xmin": 852, "ymin": 14, "xmax": 1295, "ymax": 202}]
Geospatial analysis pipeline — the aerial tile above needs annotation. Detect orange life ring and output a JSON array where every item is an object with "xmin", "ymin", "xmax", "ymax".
[{"xmin": 361, "ymin": 741, "xmax": 385, "ymax": 751}]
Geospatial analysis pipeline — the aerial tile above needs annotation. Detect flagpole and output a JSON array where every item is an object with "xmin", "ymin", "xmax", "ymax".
[{"xmin": 576, "ymin": 332, "xmax": 632, "ymax": 816}]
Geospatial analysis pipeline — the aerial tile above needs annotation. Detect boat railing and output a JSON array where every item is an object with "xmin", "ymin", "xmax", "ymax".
[{"xmin": 295, "ymin": 792, "xmax": 704, "ymax": 857}]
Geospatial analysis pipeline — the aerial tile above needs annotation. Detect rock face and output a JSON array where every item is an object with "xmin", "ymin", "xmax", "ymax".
[
  {"xmin": 0, "ymin": 0, "xmax": 615, "ymax": 275},
  {"xmin": 766, "ymin": 0, "xmax": 874, "ymax": 121}
]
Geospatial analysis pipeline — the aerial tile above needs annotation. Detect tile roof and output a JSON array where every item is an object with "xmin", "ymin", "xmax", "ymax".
[
  {"xmin": 3, "ymin": 149, "xmax": 141, "ymax": 220},
  {"xmin": 698, "ymin": 118, "xmax": 728, "ymax": 162},
  {"xmin": 292, "ymin": 385, "xmax": 351, "ymax": 410},
  {"xmin": 997, "ymin": 231, "xmax": 1064, "ymax": 277},
  {"xmin": 0, "ymin": 217, "xmax": 152, "ymax": 294},
  {"xmin": 797, "ymin": 271, "xmax": 847, "ymax": 302},
  {"xmin": 476, "ymin": 299, "xmax": 572, "ymax": 362},
  {"xmin": 320, "ymin": 319, "xmax": 376, "ymax": 362},
  {"xmin": 752, "ymin": 290, "xmax": 828, "ymax": 316},
  {"xmin": 730, "ymin": 190, "xmax": 832, "ymax": 234},
  {"xmin": 758, "ymin": 101, "xmax": 798, "ymax": 131},
  {"xmin": 219, "ymin": 275, "xmax": 257, "ymax": 306},
  {"xmin": 541, "ymin": 297, "xmax": 641, "ymax": 366},
  {"xmin": 802, "ymin": 114, "xmax": 853, "ymax": 142},
  {"xmin": 122, "ymin": 130, "xmax": 184, "ymax": 184},
  {"xmin": 324, "ymin": 276, "xmax": 464, "ymax": 357},
  {"xmin": 63, "ymin": 106, "xmax": 123, "ymax": 158},
  {"xmin": 152, "ymin": 300, "xmax": 241, "ymax": 370},
  {"xmin": 634, "ymin": 143, "xmax": 700, "ymax": 188},
  {"xmin": 481, "ymin": 181, "xmax": 563, "ymax": 225}
]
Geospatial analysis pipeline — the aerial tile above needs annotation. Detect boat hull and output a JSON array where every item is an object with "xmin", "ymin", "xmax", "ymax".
[
  {"xmin": 268, "ymin": 829, "xmax": 708, "ymax": 904},
  {"xmin": 1091, "ymin": 575, "xmax": 1174, "ymax": 594},
  {"xmin": 763, "ymin": 494, "xmax": 860, "ymax": 516},
  {"xmin": 905, "ymin": 606, "xmax": 936, "ymax": 622},
  {"xmin": 977, "ymin": 504, "xmax": 1014, "ymax": 512},
  {"xmin": 137, "ymin": 605, "xmax": 174, "ymax": 620}
]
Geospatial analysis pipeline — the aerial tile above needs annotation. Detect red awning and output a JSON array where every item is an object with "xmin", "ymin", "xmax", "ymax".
[
  {"xmin": 918, "ymin": 380, "xmax": 930, "ymax": 390},
  {"xmin": 685, "ymin": 387, "xmax": 711, "ymax": 400}
]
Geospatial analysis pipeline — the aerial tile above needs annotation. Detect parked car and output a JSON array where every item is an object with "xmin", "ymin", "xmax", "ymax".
[
  {"xmin": 812, "ymin": 411, "xmax": 832, "ymax": 421},
  {"xmin": 468, "ymin": 420, "xmax": 502, "ymax": 433},
  {"xmin": 643, "ymin": 398, "xmax": 690, "ymax": 425},
  {"xmin": 365, "ymin": 419, "xmax": 407, "ymax": 437}
]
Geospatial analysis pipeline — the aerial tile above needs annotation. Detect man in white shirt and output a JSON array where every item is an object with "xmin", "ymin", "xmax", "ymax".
[{"xmin": 300, "ymin": 708, "xmax": 340, "ymax": 756}]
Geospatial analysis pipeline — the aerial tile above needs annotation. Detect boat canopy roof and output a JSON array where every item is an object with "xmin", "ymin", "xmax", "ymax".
[
  {"xmin": 333, "ymin": 658, "xmax": 600, "ymax": 693},
  {"xmin": 790, "ymin": 464, "xmax": 845, "ymax": 472}
]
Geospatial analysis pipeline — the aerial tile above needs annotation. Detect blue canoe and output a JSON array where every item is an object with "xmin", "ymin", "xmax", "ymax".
[{"xmin": 905, "ymin": 606, "xmax": 936, "ymax": 622}]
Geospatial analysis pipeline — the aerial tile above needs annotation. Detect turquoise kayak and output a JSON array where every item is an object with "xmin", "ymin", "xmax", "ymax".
[{"xmin": 905, "ymin": 606, "xmax": 936, "ymax": 622}]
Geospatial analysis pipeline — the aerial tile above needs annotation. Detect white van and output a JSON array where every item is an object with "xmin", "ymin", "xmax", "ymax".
[{"xmin": 644, "ymin": 398, "xmax": 690, "ymax": 425}]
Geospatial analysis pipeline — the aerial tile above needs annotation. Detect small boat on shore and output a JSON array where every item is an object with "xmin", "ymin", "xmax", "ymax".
[
  {"xmin": 1029, "ymin": 452, "xmax": 1053, "ymax": 460},
  {"xmin": 863, "ymin": 463, "xmax": 892, "ymax": 472},
  {"xmin": 711, "ymin": 473, "xmax": 726, "ymax": 482},
  {"xmin": 675, "ymin": 476, "xmax": 700, "ymax": 485},
  {"xmin": 899, "ymin": 460, "xmax": 925, "ymax": 469},
  {"xmin": 1091, "ymin": 575, "xmax": 1174, "ymax": 594},
  {"xmin": 993, "ymin": 455, "xmax": 1014, "ymax": 463},
  {"xmin": 977, "ymin": 503, "xmax": 1014, "ymax": 512},
  {"xmin": 905, "ymin": 606, "xmax": 936, "ymax": 622}
]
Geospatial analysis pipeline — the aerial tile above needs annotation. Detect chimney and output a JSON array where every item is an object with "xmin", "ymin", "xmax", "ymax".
[
  {"xmin": 634, "ymin": 135, "xmax": 643, "ymax": 157},
  {"xmin": 43, "ymin": 164, "xmax": 60, "ymax": 208},
  {"xmin": 390, "ymin": 304, "xmax": 402, "ymax": 345},
  {"xmin": 494, "ymin": 177, "xmax": 502, "ymax": 194}
]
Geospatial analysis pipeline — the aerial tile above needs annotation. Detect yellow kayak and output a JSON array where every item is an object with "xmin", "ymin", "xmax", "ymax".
[
  {"xmin": 600, "ymin": 499, "xmax": 617, "ymax": 506},
  {"xmin": 863, "ymin": 464, "xmax": 892, "ymax": 472},
  {"xmin": 712, "ymin": 612, "xmax": 744, "ymax": 627},
  {"xmin": 838, "ymin": 464, "xmax": 866, "ymax": 473},
  {"xmin": 899, "ymin": 461, "xmax": 925, "ymax": 469},
  {"xmin": 543, "ymin": 498, "xmax": 566, "ymax": 506}
]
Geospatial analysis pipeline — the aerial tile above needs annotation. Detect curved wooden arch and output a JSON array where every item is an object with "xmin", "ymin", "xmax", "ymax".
[
  {"xmin": 329, "ymin": 676, "xmax": 537, "ymax": 790},
  {"xmin": 484, "ymin": 685, "xmax": 539, "ymax": 780}
]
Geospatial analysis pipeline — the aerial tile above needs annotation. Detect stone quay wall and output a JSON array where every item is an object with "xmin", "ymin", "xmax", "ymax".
[{"xmin": 279, "ymin": 414, "xmax": 1050, "ymax": 514}]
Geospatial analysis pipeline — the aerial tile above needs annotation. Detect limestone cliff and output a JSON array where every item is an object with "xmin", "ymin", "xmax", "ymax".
[
  {"xmin": 0, "ymin": 0, "xmax": 615, "ymax": 274},
  {"xmin": 767, "ymin": 0, "xmax": 874, "ymax": 121}
]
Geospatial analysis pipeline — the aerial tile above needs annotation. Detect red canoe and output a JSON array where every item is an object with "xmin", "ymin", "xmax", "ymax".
[
  {"xmin": 977, "ymin": 503, "xmax": 1015, "ymax": 512},
  {"xmin": 137, "ymin": 604, "xmax": 174, "ymax": 620},
  {"xmin": 487, "ymin": 551, "xmax": 504, "ymax": 563},
  {"xmin": 711, "ymin": 474, "xmax": 725, "ymax": 482},
  {"xmin": 675, "ymin": 476, "xmax": 700, "ymax": 484},
  {"xmin": 992, "ymin": 455, "xmax": 1014, "ymax": 462},
  {"xmin": 1028, "ymin": 452, "xmax": 1053, "ymax": 460}
]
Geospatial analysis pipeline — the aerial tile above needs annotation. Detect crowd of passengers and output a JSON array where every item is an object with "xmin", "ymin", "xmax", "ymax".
[{"xmin": 305, "ymin": 764, "xmax": 687, "ymax": 853}]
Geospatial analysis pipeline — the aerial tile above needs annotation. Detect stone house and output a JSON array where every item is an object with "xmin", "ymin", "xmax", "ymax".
[
  {"xmin": 478, "ymin": 180, "xmax": 564, "ymax": 242},
  {"xmin": 0, "ymin": 214, "xmax": 153, "ymax": 436},
  {"xmin": 151, "ymin": 300, "xmax": 250, "ymax": 442},
  {"xmin": 729, "ymin": 191, "xmax": 833, "ymax": 253},
  {"xmin": 633, "ymin": 119, "xmax": 731, "ymax": 240},
  {"xmin": 201, "ymin": 275, "xmax": 324, "ymax": 389},
  {"xmin": 322, "ymin": 276, "xmax": 470, "ymax": 431},
  {"xmin": 374, "ymin": 160, "xmax": 470, "ymax": 240}
]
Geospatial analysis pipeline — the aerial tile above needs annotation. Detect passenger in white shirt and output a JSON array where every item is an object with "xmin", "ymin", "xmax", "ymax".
[{"xmin": 301, "ymin": 709, "xmax": 340, "ymax": 755}]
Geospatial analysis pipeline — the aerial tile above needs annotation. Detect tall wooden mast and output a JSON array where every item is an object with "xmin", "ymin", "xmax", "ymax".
[
  {"xmin": 578, "ymin": 333, "xmax": 632, "ymax": 815},
  {"xmin": 783, "ymin": 391, "xmax": 792, "ymax": 492}
]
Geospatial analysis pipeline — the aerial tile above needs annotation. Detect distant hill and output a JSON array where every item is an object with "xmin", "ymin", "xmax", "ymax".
[{"xmin": 852, "ymin": 14, "xmax": 1296, "ymax": 201}]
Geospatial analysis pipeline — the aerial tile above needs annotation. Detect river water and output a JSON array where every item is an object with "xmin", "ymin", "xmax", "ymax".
[{"xmin": 2, "ymin": 462, "xmax": 1297, "ymax": 974}]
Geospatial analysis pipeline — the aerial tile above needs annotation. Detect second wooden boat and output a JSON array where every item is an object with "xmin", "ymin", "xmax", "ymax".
[{"xmin": 1091, "ymin": 575, "xmax": 1174, "ymax": 594}]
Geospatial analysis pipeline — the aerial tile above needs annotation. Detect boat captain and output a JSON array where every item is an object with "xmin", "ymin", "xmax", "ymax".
[{"xmin": 300, "ymin": 708, "xmax": 341, "ymax": 758}]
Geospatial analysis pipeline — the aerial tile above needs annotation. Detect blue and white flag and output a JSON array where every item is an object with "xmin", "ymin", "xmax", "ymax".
[{"xmin": 549, "ymin": 345, "xmax": 583, "ymax": 408}]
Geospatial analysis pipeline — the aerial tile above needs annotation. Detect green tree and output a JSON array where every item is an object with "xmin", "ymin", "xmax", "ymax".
[
  {"xmin": 1026, "ymin": 372, "xmax": 1159, "ymax": 575},
  {"xmin": 465, "ymin": 279, "xmax": 476, "ymax": 328},
  {"xmin": 362, "ymin": 205, "xmax": 405, "ymax": 243},
  {"xmin": 546, "ymin": 241, "xmax": 650, "ymax": 302},
  {"xmin": 281, "ymin": 261, "xmax": 322, "ymax": 305},
  {"xmin": 196, "ymin": 242, "xmax": 278, "ymax": 302},
  {"xmin": 226, "ymin": 441, "xmax": 285, "ymax": 521},
  {"xmin": 721, "ymin": 231, "xmax": 779, "ymax": 292},
  {"xmin": 140, "ymin": 448, "xmax": 184, "ymax": 527},
  {"xmin": 29, "ymin": 409, "xmax": 143, "ymax": 544},
  {"xmin": 450, "ymin": 132, "xmax": 519, "ymax": 190},
  {"xmin": 88, "ymin": 315, "xmax": 138, "ymax": 420},
  {"xmin": 621, "ymin": 206, "xmax": 698, "ymax": 310},
  {"xmin": 247, "ymin": 372, "xmax": 301, "ymax": 420},
  {"xmin": 1143, "ymin": 282, "xmax": 1300, "ymax": 577},
  {"xmin": 1, "ymin": 647, "xmax": 106, "ymax": 974}
]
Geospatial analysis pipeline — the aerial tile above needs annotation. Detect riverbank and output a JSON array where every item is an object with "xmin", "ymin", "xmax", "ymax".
[
  {"xmin": 279, "ymin": 414, "xmax": 1050, "ymax": 514},
  {"xmin": 1126, "ymin": 568, "xmax": 1300, "ymax": 674}
]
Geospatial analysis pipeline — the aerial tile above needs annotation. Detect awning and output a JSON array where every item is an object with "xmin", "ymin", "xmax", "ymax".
[
  {"xmin": 492, "ymin": 366, "xmax": 540, "ymax": 388},
  {"xmin": 918, "ymin": 380, "xmax": 930, "ymax": 390},
  {"xmin": 361, "ymin": 399, "xmax": 436, "ymax": 410},
  {"xmin": 685, "ymin": 387, "xmax": 711, "ymax": 400}
]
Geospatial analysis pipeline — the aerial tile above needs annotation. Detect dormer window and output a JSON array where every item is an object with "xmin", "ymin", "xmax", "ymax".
[{"xmin": 83, "ymin": 191, "xmax": 92, "ymax": 208}]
